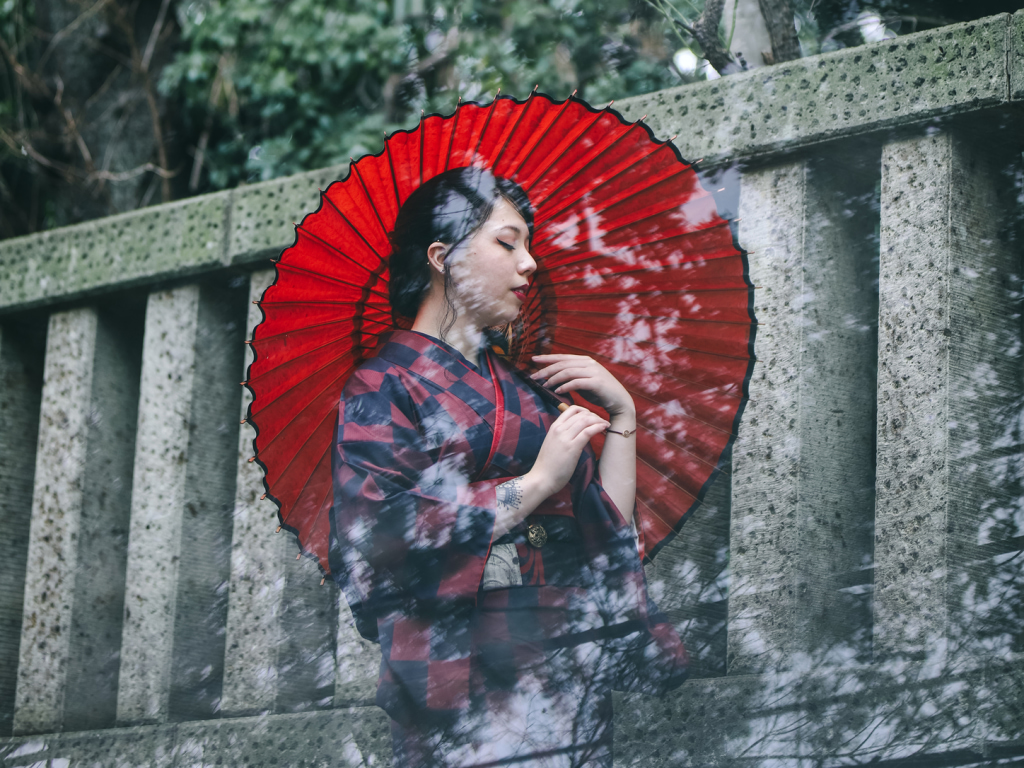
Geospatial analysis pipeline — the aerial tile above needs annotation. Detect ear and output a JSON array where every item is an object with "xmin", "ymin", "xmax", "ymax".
[{"xmin": 427, "ymin": 241, "xmax": 448, "ymax": 274}]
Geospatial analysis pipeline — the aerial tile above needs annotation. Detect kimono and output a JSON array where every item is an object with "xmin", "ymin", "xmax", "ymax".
[{"xmin": 329, "ymin": 329, "xmax": 688, "ymax": 768}]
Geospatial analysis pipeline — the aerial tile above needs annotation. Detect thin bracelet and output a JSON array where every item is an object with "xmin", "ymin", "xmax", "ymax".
[{"xmin": 605, "ymin": 426, "xmax": 635, "ymax": 437}]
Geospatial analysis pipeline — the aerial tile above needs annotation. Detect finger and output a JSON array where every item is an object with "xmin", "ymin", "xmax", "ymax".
[
  {"xmin": 554, "ymin": 406, "xmax": 597, "ymax": 431},
  {"xmin": 544, "ymin": 372, "xmax": 598, "ymax": 391},
  {"xmin": 532, "ymin": 354, "xmax": 587, "ymax": 363},
  {"xmin": 530, "ymin": 357, "xmax": 593, "ymax": 379},
  {"xmin": 552, "ymin": 404, "xmax": 588, "ymax": 424},
  {"xmin": 571, "ymin": 422, "xmax": 612, "ymax": 447},
  {"xmin": 531, "ymin": 360, "xmax": 582, "ymax": 381},
  {"xmin": 563, "ymin": 413, "xmax": 610, "ymax": 440}
]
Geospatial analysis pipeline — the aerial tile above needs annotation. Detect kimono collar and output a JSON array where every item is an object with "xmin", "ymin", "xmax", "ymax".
[{"xmin": 374, "ymin": 329, "xmax": 498, "ymax": 402}]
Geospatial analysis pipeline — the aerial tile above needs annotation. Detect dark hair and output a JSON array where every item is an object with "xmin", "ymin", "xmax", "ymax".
[{"xmin": 388, "ymin": 167, "xmax": 534, "ymax": 332}]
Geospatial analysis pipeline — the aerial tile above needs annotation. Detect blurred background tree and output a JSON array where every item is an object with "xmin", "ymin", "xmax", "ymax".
[{"xmin": 1, "ymin": 0, "xmax": 1021, "ymax": 239}]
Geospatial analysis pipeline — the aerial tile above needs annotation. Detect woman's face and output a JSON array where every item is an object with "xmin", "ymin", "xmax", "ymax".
[{"xmin": 446, "ymin": 196, "xmax": 537, "ymax": 329}]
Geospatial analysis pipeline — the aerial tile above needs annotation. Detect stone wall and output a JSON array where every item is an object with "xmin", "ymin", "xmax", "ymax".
[{"xmin": 1, "ymin": 13, "xmax": 1023, "ymax": 767}]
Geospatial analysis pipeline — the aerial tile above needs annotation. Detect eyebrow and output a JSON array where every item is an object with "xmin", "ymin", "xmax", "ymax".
[{"xmin": 496, "ymin": 224, "xmax": 524, "ymax": 237}]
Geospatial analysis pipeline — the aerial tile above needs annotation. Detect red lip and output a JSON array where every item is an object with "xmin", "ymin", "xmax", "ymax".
[{"xmin": 512, "ymin": 286, "xmax": 529, "ymax": 301}]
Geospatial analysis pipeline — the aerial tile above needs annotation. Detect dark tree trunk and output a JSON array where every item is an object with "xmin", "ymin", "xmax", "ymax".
[
  {"xmin": 756, "ymin": 0, "xmax": 802, "ymax": 64},
  {"xmin": 693, "ymin": 0, "xmax": 739, "ymax": 75}
]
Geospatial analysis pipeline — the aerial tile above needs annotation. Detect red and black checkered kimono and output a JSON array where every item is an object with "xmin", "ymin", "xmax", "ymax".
[{"xmin": 329, "ymin": 329, "xmax": 688, "ymax": 767}]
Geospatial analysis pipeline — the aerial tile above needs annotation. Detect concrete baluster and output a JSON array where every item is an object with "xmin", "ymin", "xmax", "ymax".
[
  {"xmin": 14, "ymin": 307, "xmax": 142, "ymax": 734},
  {"xmin": 117, "ymin": 283, "xmax": 245, "ymax": 725},
  {"xmin": 874, "ymin": 131, "xmax": 1019, "ymax": 660},
  {"xmin": 224, "ymin": 268, "xmax": 375, "ymax": 716},
  {"xmin": 727, "ymin": 155, "xmax": 879, "ymax": 673},
  {"xmin": 221, "ymin": 270, "xmax": 289, "ymax": 716},
  {"xmin": 0, "ymin": 321, "xmax": 45, "ymax": 736},
  {"xmin": 221, "ymin": 269, "xmax": 378, "ymax": 716},
  {"xmin": 335, "ymin": 594, "xmax": 380, "ymax": 707}
]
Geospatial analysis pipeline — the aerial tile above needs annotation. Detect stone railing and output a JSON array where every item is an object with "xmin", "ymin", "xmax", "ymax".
[{"xmin": 1, "ymin": 12, "xmax": 1023, "ymax": 766}]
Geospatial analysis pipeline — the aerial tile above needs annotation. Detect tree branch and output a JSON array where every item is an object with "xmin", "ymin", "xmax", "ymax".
[
  {"xmin": 690, "ymin": 0, "xmax": 738, "ymax": 75},
  {"xmin": 757, "ymin": 0, "xmax": 801, "ymax": 64},
  {"xmin": 37, "ymin": 0, "xmax": 116, "ymax": 71},
  {"xmin": 87, "ymin": 162, "xmax": 178, "ymax": 182},
  {"xmin": 141, "ymin": 0, "xmax": 172, "ymax": 73}
]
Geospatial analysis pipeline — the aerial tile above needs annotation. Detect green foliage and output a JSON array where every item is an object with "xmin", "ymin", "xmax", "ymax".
[{"xmin": 159, "ymin": 0, "xmax": 689, "ymax": 192}]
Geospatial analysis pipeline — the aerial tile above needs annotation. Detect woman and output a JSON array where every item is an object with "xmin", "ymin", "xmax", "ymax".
[{"xmin": 329, "ymin": 167, "xmax": 688, "ymax": 768}]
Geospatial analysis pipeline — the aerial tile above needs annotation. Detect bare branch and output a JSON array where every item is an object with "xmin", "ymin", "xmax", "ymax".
[
  {"xmin": 0, "ymin": 128, "xmax": 78, "ymax": 180},
  {"xmin": 87, "ymin": 162, "xmax": 178, "ymax": 182},
  {"xmin": 37, "ymin": 0, "xmax": 116, "ymax": 71},
  {"xmin": 63, "ymin": 107, "xmax": 95, "ymax": 167},
  {"xmin": 0, "ymin": 36, "xmax": 52, "ymax": 99},
  {"xmin": 141, "ymin": 0, "xmax": 173, "ymax": 73}
]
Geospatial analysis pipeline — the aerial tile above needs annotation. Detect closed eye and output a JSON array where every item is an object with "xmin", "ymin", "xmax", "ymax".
[{"xmin": 497, "ymin": 240, "xmax": 515, "ymax": 251}]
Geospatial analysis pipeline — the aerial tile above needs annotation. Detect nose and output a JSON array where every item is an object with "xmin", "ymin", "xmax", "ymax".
[{"xmin": 518, "ymin": 247, "xmax": 537, "ymax": 277}]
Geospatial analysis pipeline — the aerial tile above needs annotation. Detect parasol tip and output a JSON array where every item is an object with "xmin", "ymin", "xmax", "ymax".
[
  {"xmin": 260, "ymin": 493, "xmax": 267, "ymax": 500},
  {"xmin": 607, "ymin": 100, "xmax": 615, "ymax": 107},
  {"xmin": 248, "ymin": 456, "xmax": 256, "ymax": 463},
  {"xmin": 296, "ymin": 553, "xmax": 302, "ymax": 560},
  {"xmin": 571, "ymin": 89, "xmax": 578, "ymax": 98},
  {"xmin": 320, "ymin": 577, "xmax": 326, "ymax": 586},
  {"xmin": 276, "ymin": 526, "xmax": 281, "ymax": 533}
]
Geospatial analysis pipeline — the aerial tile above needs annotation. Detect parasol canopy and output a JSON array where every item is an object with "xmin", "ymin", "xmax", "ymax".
[{"xmin": 245, "ymin": 91, "xmax": 755, "ymax": 575}]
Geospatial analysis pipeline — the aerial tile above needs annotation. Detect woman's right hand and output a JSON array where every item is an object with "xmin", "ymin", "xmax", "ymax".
[{"xmin": 528, "ymin": 405, "xmax": 610, "ymax": 497}]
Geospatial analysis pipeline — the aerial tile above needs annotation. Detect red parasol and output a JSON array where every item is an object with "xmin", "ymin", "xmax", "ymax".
[{"xmin": 245, "ymin": 92, "xmax": 755, "ymax": 576}]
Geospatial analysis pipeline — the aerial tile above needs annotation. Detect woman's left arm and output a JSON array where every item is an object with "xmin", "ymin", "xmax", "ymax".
[{"xmin": 531, "ymin": 354, "xmax": 636, "ymax": 524}]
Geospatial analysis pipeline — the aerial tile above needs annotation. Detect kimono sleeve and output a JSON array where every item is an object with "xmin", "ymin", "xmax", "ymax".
[{"xmin": 330, "ymin": 364, "xmax": 502, "ymax": 611}]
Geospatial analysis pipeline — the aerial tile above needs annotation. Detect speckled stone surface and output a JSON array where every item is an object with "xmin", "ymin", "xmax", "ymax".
[
  {"xmin": 0, "ymin": 322, "xmax": 43, "ymax": 736},
  {"xmin": 726, "ymin": 163, "xmax": 806, "ymax": 675},
  {"xmin": 0, "ymin": 724, "xmax": 177, "ymax": 767},
  {"xmin": 874, "ymin": 131, "xmax": 1018, "ymax": 658},
  {"xmin": 617, "ymin": 15, "xmax": 1012, "ymax": 162},
  {"xmin": 223, "ymin": 270, "xmax": 378, "ymax": 716},
  {"xmin": 0, "ymin": 17, "xmax": 1020, "ymax": 315},
  {"xmin": 13, "ymin": 310, "xmax": 97, "ymax": 735},
  {"xmin": 0, "ymin": 708, "xmax": 391, "ymax": 767},
  {"xmin": 63, "ymin": 307, "xmax": 142, "ymax": 732},
  {"xmin": 1011, "ymin": 10, "xmax": 1024, "ymax": 102},
  {"xmin": 174, "ymin": 707, "xmax": 390, "ymax": 767},
  {"xmin": 334, "ymin": 595, "xmax": 380, "ymax": 707},
  {"xmin": 227, "ymin": 165, "xmax": 348, "ymax": 263},
  {"xmin": 222, "ymin": 270, "xmax": 287, "ymax": 716},
  {"xmin": 0, "ymin": 192, "xmax": 228, "ymax": 313},
  {"xmin": 118, "ymin": 282, "xmax": 247, "ymax": 725},
  {"xmin": 727, "ymin": 154, "xmax": 879, "ymax": 675},
  {"xmin": 612, "ymin": 655, "xmax": 1022, "ymax": 767},
  {"xmin": 118, "ymin": 287, "xmax": 201, "ymax": 725}
]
